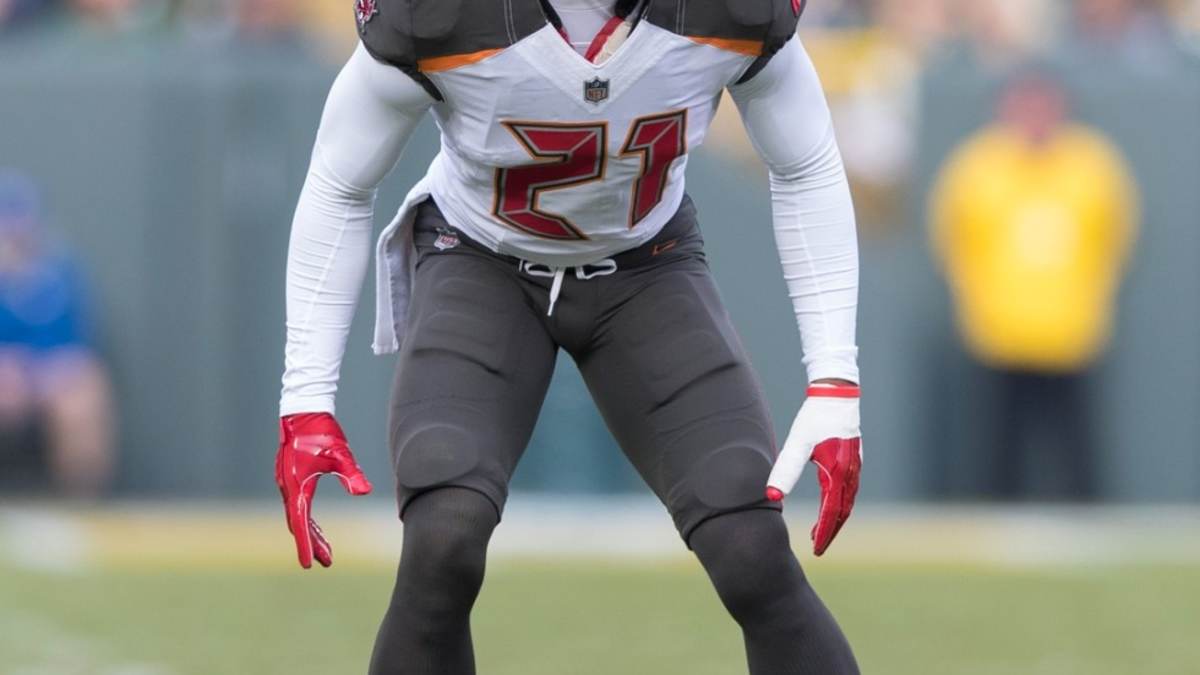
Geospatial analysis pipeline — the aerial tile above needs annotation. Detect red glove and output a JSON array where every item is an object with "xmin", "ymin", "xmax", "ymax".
[
  {"xmin": 766, "ymin": 384, "xmax": 863, "ymax": 556},
  {"xmin": 275, "ymin": 413, "xmax": 373, "ymax": 568}
]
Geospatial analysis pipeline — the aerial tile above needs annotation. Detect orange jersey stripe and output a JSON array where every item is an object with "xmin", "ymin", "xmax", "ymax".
[
  {"xmin": 687, "ymin": 37, "xmax": 764, "ymax": 57},
  {"xmin": 418, "ymin": 48, "xmax": 504, "ymax": 73}
]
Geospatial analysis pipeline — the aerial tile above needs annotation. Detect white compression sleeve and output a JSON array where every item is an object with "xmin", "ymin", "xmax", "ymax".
[
  {"xmin": 730, "ymin": 38, "xmax": 860, "ymax": 384},
  {"xmin": 280, "ymin": 43, "xmax": 434, "ymax": 415}
]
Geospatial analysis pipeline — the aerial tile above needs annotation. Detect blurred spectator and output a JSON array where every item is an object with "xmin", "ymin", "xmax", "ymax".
[
  {"xmin": 802, "ymin": 0, "xmax": 873, "ymax": 28},
  {"xmin": 47, "ymin": 0, "xmax": 174, "ymax": 45},
  {"xmin": 953, "ymin": 0, "xmax": 1057, "ymax": 68},
  {"xmin": 1184, "ymin": 0, "xmax": 1200, "ymax": 34},
  {"xmin": 71, "ymin": 0, "xmax": 139, "ymax": 28},
  {"xmin": 0, "ymin": 0, "xmax": 56, "ymax": 32},
  {"xmin": 807, "ymin": 0, "xmax": 955, "ymax": 233},
  {"xmin": 182, "ymin": 0, "xmax": 311, "ymax": 57},
  {"xmin": 929, "ymin": 75, "xmax": 1138, "ymax": 500},
  {"xmin": 919, "ymin": 0, "xmax": 1057, "ymax": 91},
  {"xmin": 1065, "ymin": 0, "xmax": 1187, "ymax": 75},
  {"xmin": 231, "ymin": 0, "xmax": 300, "ymax": 45},
  {"xmin": 0, "ymin": 170, "xmax": 115, "ymax": 498}
]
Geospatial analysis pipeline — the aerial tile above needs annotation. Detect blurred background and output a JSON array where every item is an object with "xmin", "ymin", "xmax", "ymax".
[{"xmin": 1, "ymin": 1, "xmax": 1199, "ymax": 674}]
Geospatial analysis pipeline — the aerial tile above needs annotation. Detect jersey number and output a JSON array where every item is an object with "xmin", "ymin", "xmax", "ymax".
[{"xmin": 493, "ymin": 111, "xmax": 688, "ymax": 240}]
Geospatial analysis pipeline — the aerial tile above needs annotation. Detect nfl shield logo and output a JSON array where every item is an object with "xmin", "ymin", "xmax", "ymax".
[
  {"xmin": 434, "ymin": 228, "xmax": 460, "ymax": 251},
  {"xmin": 583, "ymin": 77, "xmax": 610, "ymax": 104}
]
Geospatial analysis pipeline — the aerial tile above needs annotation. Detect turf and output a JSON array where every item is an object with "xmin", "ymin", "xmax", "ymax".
[{"xmin": 2, "ymin": 559, "xmax": 1198, "ymax": 675}]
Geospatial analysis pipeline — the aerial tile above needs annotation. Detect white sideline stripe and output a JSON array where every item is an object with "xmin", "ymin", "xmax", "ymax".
[
  {"xmin": 0, "ymin": 609, "xmax": 176, "ymax": 675},
  {"xmin": 1, "ymin": 510, "xmax": 90, "ymax": 572},
  {"xmin": 2, "ymin": 498, "xmax": 1200, "ymax": 570}
]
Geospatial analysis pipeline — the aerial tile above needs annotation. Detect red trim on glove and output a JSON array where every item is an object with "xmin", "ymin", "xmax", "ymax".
[{"xmin": 806, "ymin": 384, "xmax": 860, "ymax": 398}]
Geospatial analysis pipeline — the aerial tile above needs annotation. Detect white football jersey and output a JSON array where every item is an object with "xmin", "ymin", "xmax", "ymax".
[
  {"xmin": 358, "ymin": 0, "xmax": 804, "ymax": 351},
  {"xmin": 419, "ymin": 23, "xmax": 751, "ymax": 265},
  {"xmin": 281, "ymin": 0, "xmax": 863, "ymax": 415}
]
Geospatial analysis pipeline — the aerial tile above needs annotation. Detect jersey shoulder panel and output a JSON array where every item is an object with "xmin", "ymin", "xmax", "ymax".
[
  {"xmin": 357, "ymin": 0, "xmax": 546, "ymax": 95},
  {"xmin": 643, "ymin": 0, "xmax": 802, "ymax": 58}
]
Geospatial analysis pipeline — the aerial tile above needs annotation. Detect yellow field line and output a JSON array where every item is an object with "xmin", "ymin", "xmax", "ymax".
[{"xmin": 3, "ymin": 504, "xmax": 1199, "ymax": 573}]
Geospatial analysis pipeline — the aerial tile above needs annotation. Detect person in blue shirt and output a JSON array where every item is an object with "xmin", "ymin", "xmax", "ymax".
[{"xmin": 0, "ymin": 170, "xmax": 114, "ymax": 497}]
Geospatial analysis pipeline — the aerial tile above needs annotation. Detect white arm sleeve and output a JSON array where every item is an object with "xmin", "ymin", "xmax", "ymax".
[
  {"xmin": 280, "ymin": 43, "xmax": 434, "ymax": 415},
  {"xmin": 730, "ymin": 39, "xmax": 860, "ymax": 384}
]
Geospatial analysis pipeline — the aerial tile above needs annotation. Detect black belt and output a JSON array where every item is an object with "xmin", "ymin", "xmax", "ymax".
[{"xmin": 415, "ymin": 194, "xmax": 701, "ymax": 271}]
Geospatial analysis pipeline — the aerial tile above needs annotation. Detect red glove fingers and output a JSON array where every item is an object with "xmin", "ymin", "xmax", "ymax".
[
  {"xmin": 809, "ymin": 437, "xmax": 862, "ymax": 557},
  {"xmin": 276, "ymin": 413, "xmax": 373, "ymax": 569}
]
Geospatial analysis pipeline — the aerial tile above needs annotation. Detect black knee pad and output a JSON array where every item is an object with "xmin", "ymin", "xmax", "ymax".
[
  {"xmin": 689, "ymin": 441, "xmax": 775, "ymax": 510},
  {"xmin": 660, "ymin": 412, "xmax": 780, "ymax": 542},
  {"xmin": 394, "ymin": 421, "xmax": 480, "ymax": 490},
  {"xmin": 391, "ymin": 414, "xmax": 506, "ymax": 520}
]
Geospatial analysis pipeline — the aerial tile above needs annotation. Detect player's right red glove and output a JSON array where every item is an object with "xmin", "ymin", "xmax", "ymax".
[{"xmin": 275, "ymin": 413, "xmax": 373, "ymax": 569}]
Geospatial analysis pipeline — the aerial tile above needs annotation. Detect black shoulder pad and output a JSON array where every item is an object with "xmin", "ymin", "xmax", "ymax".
[
  {"xmin": 761, "ymin": 0, "xmax": 804, "ymax": 59},
  {"xmin": 410, "ymin": 0, "xmax": 544, "ymax": 62},
  {"xmin": 736, "ymin": 0, "xmax": 805, "ymax": 84},
  {"xmin": 411, "ymin": 0, "xmax": 462, "ymax": 40},
  {"xmin": 357, "ymin": 0, "xmax": 440, "ymax": 98},
  {"xmin": 644, "ymin": 0, "xmax": 802, "ymax": 53},
  {"xmin": 726, "ymin": 0, "xmax": 775, "ymax": 28},
  {"xmin": 357, "ymin": 0, "xmax": 413, "ymax": 69},
  {"xmin": 645, "ymin": 0, "xmax": 760, "ymax": 42},
  {"xmin": 357, "ymin": 0, "xmax": 545, "ymax": 100}
]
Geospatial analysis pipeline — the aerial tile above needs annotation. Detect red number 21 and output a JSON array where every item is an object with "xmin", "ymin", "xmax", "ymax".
[
  {"xmin": 493, "ymin": 111, "xmax": 688, "ymax": 240},
  {"xmin": 621, "ymin": 111, "xmax": 688, "ymax": 227}
]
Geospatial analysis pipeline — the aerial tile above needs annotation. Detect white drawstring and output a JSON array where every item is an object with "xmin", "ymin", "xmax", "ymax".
[
  {"xmin": 576, "ymin": 259, "xmax": 618, "ymax": 279},
  {"xmin": 519, "ymin": 259, "xmax": 618, "ymax": 316},
  {"xmin": 548, "ymin": 267, "xmax": 566, "ymax": 315}
]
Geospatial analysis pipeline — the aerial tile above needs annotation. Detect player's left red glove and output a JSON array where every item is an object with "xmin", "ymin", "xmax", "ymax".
[
  {"xmin": 275, "ymin": 413, "xmax": 373, "ymax": 569},
  {"xmin": 766, "ymin": 384, "xmax": 862, "ymax": 557}
]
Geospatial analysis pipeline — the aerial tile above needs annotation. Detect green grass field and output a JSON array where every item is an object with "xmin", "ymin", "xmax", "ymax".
[{"xmin": 3, "ymin": 558, "xmax": 1199, "ymax": 675}]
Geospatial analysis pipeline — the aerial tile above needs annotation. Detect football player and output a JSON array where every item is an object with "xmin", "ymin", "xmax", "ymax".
[{"xmin": 275, "ymin": 1, "xmax": 863, "ymax": 673}]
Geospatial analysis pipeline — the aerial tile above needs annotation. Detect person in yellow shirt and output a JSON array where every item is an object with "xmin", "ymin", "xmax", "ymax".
[{"xmin": 930, "ymin": 73, "xmax": 1138, "ymax": 499}]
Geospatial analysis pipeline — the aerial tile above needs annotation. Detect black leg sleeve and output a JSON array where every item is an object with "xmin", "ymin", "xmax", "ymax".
[
  {"xmin": 368, "ymin": 487, "xmax": 499, "ymax": 675},
  {"xmin": 690, "ymin": 509, "xmax": 860, "ymax": 675}
]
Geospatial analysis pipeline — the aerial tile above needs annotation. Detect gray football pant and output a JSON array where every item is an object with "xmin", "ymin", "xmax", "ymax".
[
  {"xmin": 389, "ymin": 196, "xmax": 780, "ymax": 539},
  {"xmin": 371, "ymin": 196, "xmax": 860, "ymax": 675}
]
